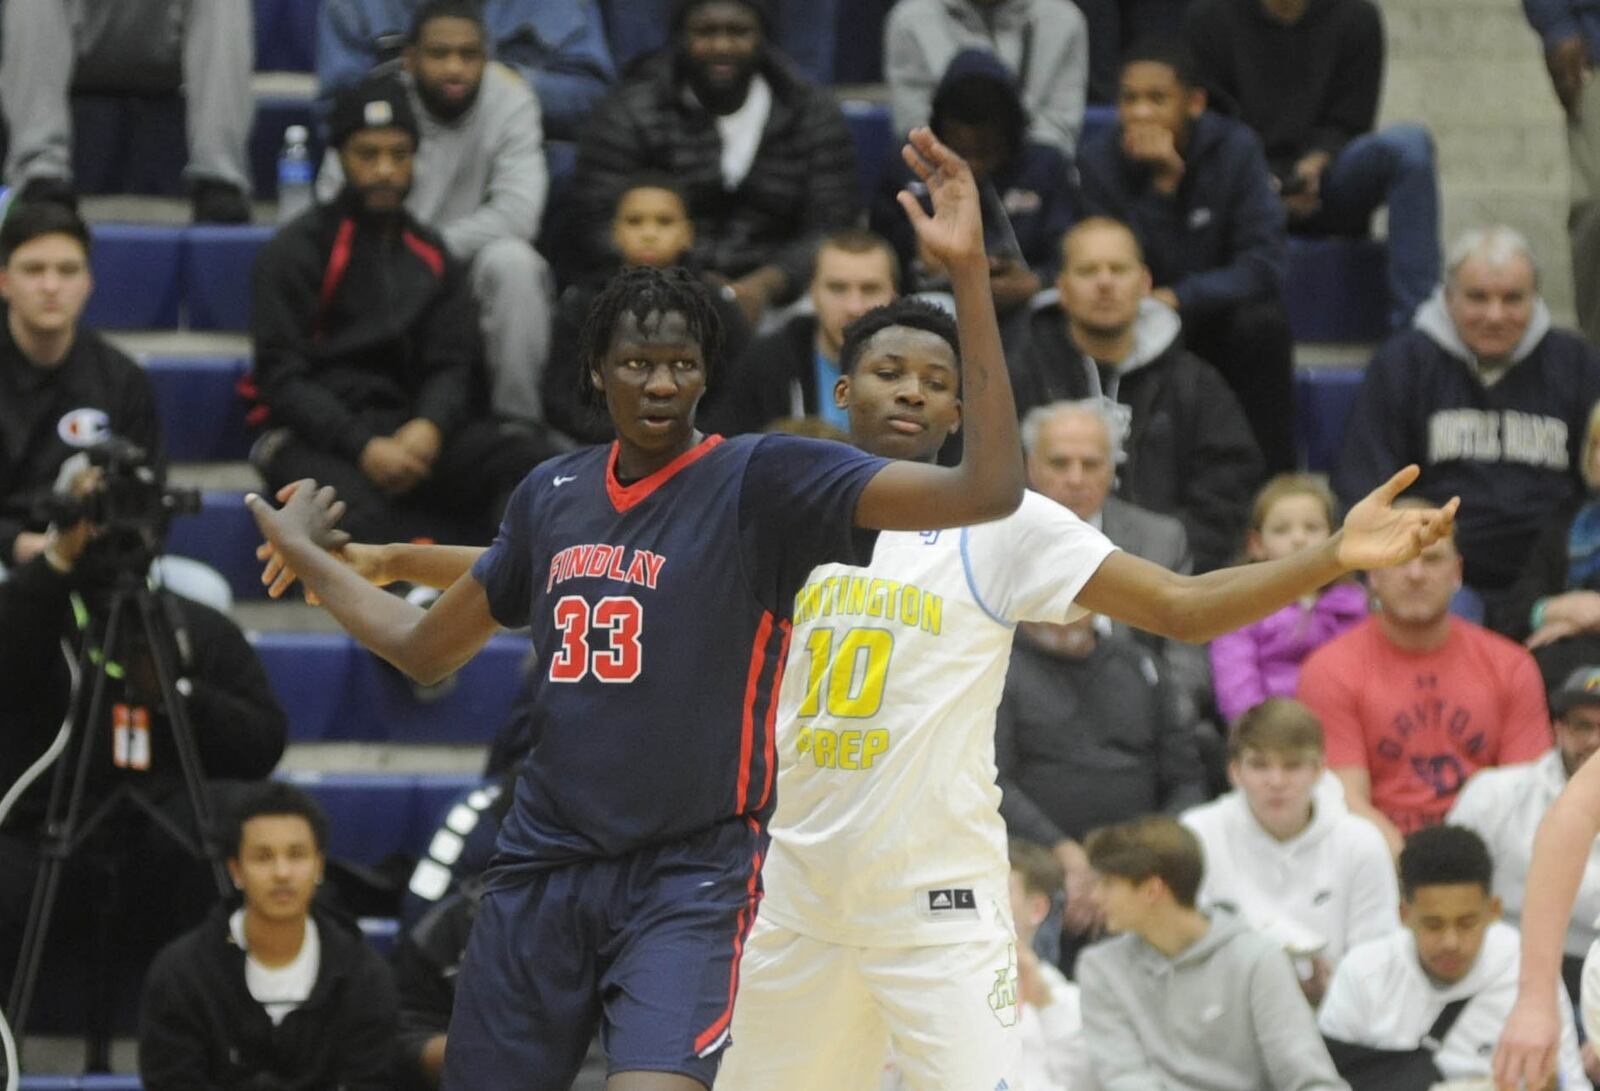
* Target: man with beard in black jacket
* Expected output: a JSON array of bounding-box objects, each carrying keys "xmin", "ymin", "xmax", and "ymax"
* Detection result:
[
  {"xmin": 571, "ymin": 0, "xmax": 859, "ymax": 329},
  {"xmin": 1013, "ymin": 216, "xmax": 1263, "ymax": 572},
  {"xmin": 248, "ymin": 75, "xmax": 548, "ymax": 546},
  {"xmin": 139, "ymin": 782, "xmax": 398, "ymax": 1091}
]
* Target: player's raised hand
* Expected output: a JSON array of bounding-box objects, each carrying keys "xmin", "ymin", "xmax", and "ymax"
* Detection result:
[
  {"xmin": 897, "ymin": 127, "xmax": 985, "ymax": 274},
  {"xmin": 1494, "ymin": 994, "xmax": 1560, "ymax": 1091},
  {"xmin": 251, "ymin": 482, "xmax": 391, "ymax": 602},
  {"xmin": 1334, "ymin": 465, "xmax": 1460, "ymax": 571}
]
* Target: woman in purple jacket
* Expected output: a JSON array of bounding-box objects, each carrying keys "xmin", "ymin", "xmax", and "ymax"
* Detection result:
[{"xmin": 1210, "ymin": 475, "xmax": 1367, "ymax": 723}]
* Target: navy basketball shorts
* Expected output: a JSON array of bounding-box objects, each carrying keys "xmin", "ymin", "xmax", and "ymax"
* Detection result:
[{"xmin": 441, "ymin": 818, "xmax": 766, "ymax": 1091}]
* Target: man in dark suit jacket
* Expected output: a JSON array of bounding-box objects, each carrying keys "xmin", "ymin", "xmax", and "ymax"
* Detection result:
[{"xmin": 1022, "ymin": 396, "xmax": 1213, "ymax": 721}]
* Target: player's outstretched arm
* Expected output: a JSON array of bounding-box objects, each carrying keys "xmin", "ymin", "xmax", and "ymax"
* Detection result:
[
  {"xmin": 1077, "ymin": 465, "xmax": 1459, "ymax": 643},
  {"xmin": 246, "ymin": 481, "xmax": 498, "ymax": 685},
  {"xmin": 853, "ymin": 128, "xmax": 1025, "ymax": 532},
  {"xmin": 1493, "ymin": 753, "xmax": 1600, "ymax": 1090}
]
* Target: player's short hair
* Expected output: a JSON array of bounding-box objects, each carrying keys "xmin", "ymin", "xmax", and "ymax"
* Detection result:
[
  {"xmin": 223, "ymin": 781, "xmax": 330, "ymax": 859},
  {"xmin": 1009, "ymin": 839, "xmax": 1064, "ymax": 899},
  {"xmin": 1085, "ymin": 815, "xmax": 1204, "ymax": 908},
  {"xmin": 1121, "ymin": 35, "xmax": 1202, "ymax": 90},
  {"xmin": 1228, "ymin": 698, "xmax": 1325, "ymax": 760},
  {"xmin": 614, "ymin": 170, "xmax": 690, "ymax": 214},
  {"xmin": 838, "ymin": 297, "xmax": 961, "ymax": 380},
  {"xmin": 1399, "ymin": 825, "xmax": 1493, "ymax": 901},
  {"xmin": 0, "ymin": 200, "xmax": 91, "ymax": 264},
  {"xmin": 815, "ymin": 227, "xmax": 902, "ymax": 293},
  {"xmin": 577, "ymin": 265, "xmax": 725, "ymax": 407},
  {"xmin": 408, "ymin": 0, "xmax": 486, "ymax": 42}
]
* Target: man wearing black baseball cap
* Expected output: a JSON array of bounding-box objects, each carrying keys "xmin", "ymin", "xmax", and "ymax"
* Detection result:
[
  {"xmin": 1449, "ymin": 665, "xmax": 1600, "ymax": 1011},
  {"xmin": 247, "ymin": 75, "xmax": 549, "ymax": 548}
]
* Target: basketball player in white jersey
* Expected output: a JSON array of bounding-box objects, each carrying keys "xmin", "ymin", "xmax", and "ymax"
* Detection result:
[
  {"xmin": 255, "ymin": 300, "xmax": 1456, "ymax": 1090},
  {"xmin": 713, "ymin": 293, "xmax": 1455, "ymax": 1090}
]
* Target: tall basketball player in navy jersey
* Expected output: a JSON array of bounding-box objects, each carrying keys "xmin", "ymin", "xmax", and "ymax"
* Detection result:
[{"xmin": 245, "ymin": 129, "xmax": 1028, "ymax": 1091}]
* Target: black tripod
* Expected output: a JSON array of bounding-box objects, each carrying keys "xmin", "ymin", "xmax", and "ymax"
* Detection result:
[{"xmin": 6, "ymin": 572, "xmax": 231, "ymax": 1070}]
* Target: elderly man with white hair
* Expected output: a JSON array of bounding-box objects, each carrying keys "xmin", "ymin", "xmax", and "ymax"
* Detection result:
[
  {"xmin": 1335, "ymin": 225, "xmax": 1600, "ymax": 605},
  {"xmin": 1024, "ymin": 397, "xmax": 1213, "ymax": 723}
]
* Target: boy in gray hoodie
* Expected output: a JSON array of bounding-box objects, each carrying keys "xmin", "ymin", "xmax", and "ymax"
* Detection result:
[{"xmin": 1077, "ymin": 815, "xmax": 1348, "ymax": 1090}]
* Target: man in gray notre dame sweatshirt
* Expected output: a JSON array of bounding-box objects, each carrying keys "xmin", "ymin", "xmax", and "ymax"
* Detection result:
[{"xmin": 1077, "ymin": 815, "xmax": 1350, "ymax": 1091}]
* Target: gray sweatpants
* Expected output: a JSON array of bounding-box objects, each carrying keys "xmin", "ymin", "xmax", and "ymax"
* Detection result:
[
  {"xmin": 0, "ymin": 0, "xmax": 253, "ymax": 189},
  {"xmin": 471, "ymin": 237, "xmax": 555, "ymax": 426}
]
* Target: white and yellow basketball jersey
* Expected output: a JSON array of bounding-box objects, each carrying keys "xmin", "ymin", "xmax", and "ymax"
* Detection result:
[{"xmin": 757, "ymin": 490, "xmax": 1117, "ymax": 947}]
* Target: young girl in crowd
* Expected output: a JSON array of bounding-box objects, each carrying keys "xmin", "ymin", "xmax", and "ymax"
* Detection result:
[{"xmin": 1209, "ymin": 475, "xmax": 1368, "ymax": 723}]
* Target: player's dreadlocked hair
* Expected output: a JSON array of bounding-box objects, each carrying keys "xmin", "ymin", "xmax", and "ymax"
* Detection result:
[
  {"xmin": 837, "ymin": 297, "xmax": 962, "ymax": 381},
  {"xmin": 576, "ymin": 265, "xmax": 726, "ymax": 408}
]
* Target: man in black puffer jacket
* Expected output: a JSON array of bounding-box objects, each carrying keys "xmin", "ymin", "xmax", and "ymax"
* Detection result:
[
  {"xmin": 249, "ymin": 75, "xmax": 549, "ymax": 545},
  {"xmin": 571, "ymin": 0, "xmax": 859, "ymax": 328}
]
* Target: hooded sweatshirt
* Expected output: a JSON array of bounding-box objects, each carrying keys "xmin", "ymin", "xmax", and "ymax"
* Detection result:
[
  {"xmin": 1181, "ymin": 787, "xmax": 1400, "ymax": 967},
  {"xmin": 1014, "ymin": 298, "xmax": 1263, "ymax": 571},
  {"xmin": 1077, "ymin": 910, "xmax": 1348, "ymax": 1090},
  {"xmin": 871, "ymin": 49, "xmax": 1078, "ymax": 286},
  {"xmin": 317, "ymin": 65, "xmax": 548, "ymax": 262},
  {"xmin": 1186, "ymin": 0, "xmax": 1383, "ymax": 179},
  {"xmin": 1334, "ymin": 290, "xmax": 1600, "ymax": 590},
  {"xmin": 1208, "ymin": 581, "xmax": 1368, "ymax": 723},
  {"xmin": 1319, "ymin": 922, "xmax": 1589, "ymax": 1089},
  {"xmin": 884, "ymin": 0, "xmax": 1088, "ymax": 154}
]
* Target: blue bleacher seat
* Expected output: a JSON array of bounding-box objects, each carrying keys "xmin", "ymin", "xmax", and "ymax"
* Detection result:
[
  {"xmin": 1081, "ymin": 105, "xmax": 1115, "ymax": 149},
  {"xmin": 255, "ymin": 0, "xmax": 322, "ymax": 73},
  {"xmin": 85, "ymin": 225, "xmax": 183, "ymax": 330},
  {"xmin": 19, "ymin": 1079, "xmax": 84, "ymax": 1091},
  {"xmin": 360, "ymin": 915, "xmax": 400, "ymax": 954},
  {"xmin": 145, "ymin": 356, "xmax": 252, "ymax": 460},
  {"xmin": 165, "ymin": 491, "xmax": 268, "ymax": 599},
  {"xmin": 281, "ymin": 772, "xmax": 486, "ymax": 864},
  {"xmin": 184, "ymin": 225, "xmax": 273, "ymax": 331},
  {"xmin": 254, "ymin": 631, "xmax": 531, "ymax": 744},
  {"xmin": 842, "ymin": 100, "xmax": 892, "ymax": 207},
  {"xmin": 1294, "ymin": 367, "xmax": 1365, "ymax": 475},
  {"xmin": 1284, "ymin": 237, "xmax": 1390, "ymax": 344},
  {"xmin": 78, "ymin": 1079, "xmax": 143, "ymax": 1091}
]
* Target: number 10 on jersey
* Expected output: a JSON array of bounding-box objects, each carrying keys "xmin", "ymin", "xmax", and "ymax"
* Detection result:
[
  {"xmin": 797, "ymin": 626, "xmax": 895, "ymax": 718},
  {"xmin": 549, "ymin": 594, "xmax": 643, "ymax": 683}
]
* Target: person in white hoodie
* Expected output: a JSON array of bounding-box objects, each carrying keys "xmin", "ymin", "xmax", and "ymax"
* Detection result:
[
  {"xmin": 318, "ymin": 0, "xmax": 555, "ymax": 429},
  {"xmin": 1319, "ymin": 824, "xmax": 1589, "ymax": 1091},
  {"xmin": 1182, "ymin": 698, "xmax": 1399, "ymax": 1005},
  {"xmin": 1077, "ymin": 814, "xmax": 1347, "ymax": 1091},
  {"xmin": 1449, "ymin": 666, "xmax": 1600, "ymax": 1021},
  {"xmin": 884, "ymin": 0, "xmax": 1090, "ymax": 156}
]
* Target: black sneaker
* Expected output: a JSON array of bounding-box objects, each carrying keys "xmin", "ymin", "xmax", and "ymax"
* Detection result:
[
  {"xmin": 17, "ymin": 176, "xmax": 77, "ymax": 210},
  {"xmin": 191, "ymin": 180, "xmax": 250, "ymax": 224}
]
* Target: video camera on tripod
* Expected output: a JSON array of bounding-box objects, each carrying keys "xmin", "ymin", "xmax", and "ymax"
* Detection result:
[{"xmin": 33, "ymin": 438, "xmax": 202, "ymax": 578}]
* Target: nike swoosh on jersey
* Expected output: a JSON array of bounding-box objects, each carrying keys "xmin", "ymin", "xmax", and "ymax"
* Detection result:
[{"xmin": 553, "ymin": 475, "xmax": 578, "ymax": 487}]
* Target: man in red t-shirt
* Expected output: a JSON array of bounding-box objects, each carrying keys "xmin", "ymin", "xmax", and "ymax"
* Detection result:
[{"xmin": 1297, "ymin": 526, "xmax": 1550, "ymax": 856}]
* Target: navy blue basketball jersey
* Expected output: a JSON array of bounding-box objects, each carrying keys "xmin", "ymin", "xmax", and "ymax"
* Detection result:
[{"xmin": 471, "ymin": 433, "xmax": 886, "ymax": 867}]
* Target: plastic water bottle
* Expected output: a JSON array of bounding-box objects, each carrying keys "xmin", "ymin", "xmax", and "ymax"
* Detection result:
[{"xmin": 276, "ymin": 125, "xmax": 313, "ymax": 224}]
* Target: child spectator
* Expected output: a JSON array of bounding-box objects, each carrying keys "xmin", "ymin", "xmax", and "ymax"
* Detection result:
[
  {"xmin": 1182, "ymin": 698, "xmax": 1400, "ymax": 1005},
  {"xmin": 1318, "ymin": 825, "xmax": 1589, "ymax": 1090},
  {"xmin": 1210, "ymin": 475, "xmax": 1368, "ymax": 724},
  {"xmin": 1010, "ymin": 839, "xmax": 1085, "ymax": 1091},
  {"xmin": 542, "ymin": 173, "xmax": 748, "ymax": 444},
  {"xmin": 1076, "ymin": 815, "xmax": 1345, "ymax": 1090}
]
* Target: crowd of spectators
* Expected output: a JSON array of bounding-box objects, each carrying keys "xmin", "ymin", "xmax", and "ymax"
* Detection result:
[{"xmin": 10, "ymin": 0, "xmax": 1600, "ymax": 1088}]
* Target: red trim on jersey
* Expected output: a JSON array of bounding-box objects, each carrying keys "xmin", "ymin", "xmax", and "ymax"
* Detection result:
[
  {"xmin": 734, "ymin": 611, "xmax": 775, "ymax": 814},
  {"xmin": 693, "ymin": 818, "xmax": 764, "ymax": 1056},
  {"xmin": 753, "ymin": 620, "xmax": 792, "ymax": 812},
  {"xmin": 402, "ymin": 230, "xmax": 444, "ymax": 277},
  {"xmin": 604, "ymin": 434, "xmax": 724, "ymax": 514},
  {"xmin": 314, "ymin": 218, "xmax": 356, "ymax": 341}
]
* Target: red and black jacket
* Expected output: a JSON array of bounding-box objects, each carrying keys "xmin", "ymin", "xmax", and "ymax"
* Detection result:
[{"xmin": 245, "ymin": 189, "xmax": 481, "ymax": 462}]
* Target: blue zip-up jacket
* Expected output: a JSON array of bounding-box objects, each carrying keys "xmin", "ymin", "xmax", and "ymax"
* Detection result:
[
  {"xmin": 1078, "ymin": 110, "xmax": 1286, "ymax": 318},
  {"xmin": 1524, "ymin": 0, "xmax": 1600, "ymax": 61},
  {"xmin": 316, "ymin": 0, "xmax": 615, "ymax": 141}
]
